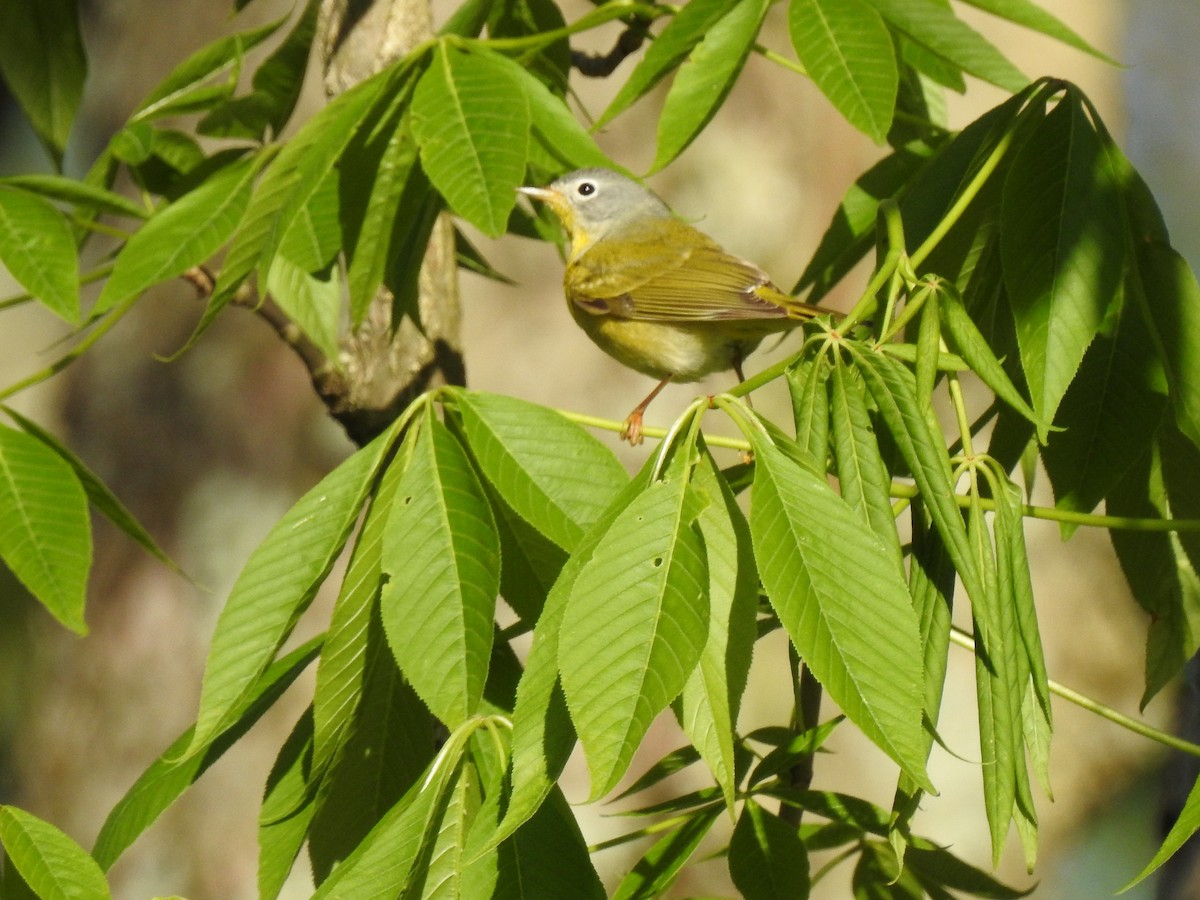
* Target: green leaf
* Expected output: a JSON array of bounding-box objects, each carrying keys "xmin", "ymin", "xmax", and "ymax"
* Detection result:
[
  {"xmin": 909, "ymin": 505, "xmax": 955, "ymax": 734},
  {"xmin": 381, "ymin": 411, "xmax": 500, "ymax": 726},
  {"xmin": 0, "ymin": 187, "xmax": 79, "ymax": 322},
  {"xmin": 496, "ymin": 462, "xmax": 656, "ymax": 845},
  {"xmin": 489, "ymin": 484, "xmax": 567, "ymax": 623},
  {"xmin": 788, "ymin": 0, "xmax": 897, "ymax": 144},
  {"xmin": 938, "ymin": 284, "xmax": 1045, "ymax": 434},
  {"xmin": 559, "ymin": 443, "xmax": 709, "ymax": 798},
  {"xmin": 1135, "ymin": 242, "xmax": 1200, "ymax": 450},
  {"xmin": 899, "ymin": 84, "xmax": 1038, "ymax": 262},
  {"xmin": 597, "ymin": 0, "xmax": 737, "ymax": 128},
  {"xmin": 728, "ymin": 800, "xmax": 810, "ymax": 899},
  {"xmin": 677, "ymin": 448, "xmax": 757, "ymax": 809},
  {"xmin": 426, "ymin": 761, "xmax": 494, "ymax": 898},
  {"xmin": 787, "ymin": 355, "xmax": 831, "ymax": 469},
  {"xmin": 1163, "ymin": 425, "xmax": 1200, "ymax": 574},
  {"xmin": 93, "ymin": 154, "xmax": 260, "ymax": 316},
  {"xmin": 0, "ymin": 0, "xmax": 85, "ymax": 167},
  {"xmin": 853, "ymin": 840, "xmax": 925, "ymax": 898},
  {"xmin": 0, "ymin": 807, "xmax": 110, "ymax": 900},
  {"xmin": 612, "ymin": 807, "xmax": 722, "ymax": 900},
  {"xmin": 199, "ymin": 0, "xmax": 319, "ymax": 140},
  {"xmin": 498, "ymin": 789, "xmax": 605, "ymax": 899},
  {"xmin": 914, "ymin": 284, "xmax": 941, "ymax": 406},
  {"xmin": 0, "ymin": 175, "xmax": 147, "ymax": 220},
  {"xmin": 0, "ymin": 425, "xmax": 90, "ymax": 633},
  {"xmin": 828, "ymin": 361, "xmax": 904, "ymax": 564},
  {"xmin": 258, "ymin": 710, "xmax": 316, "ymax": 900},
  {"xmin": 266, "ymin": 169, "xmax": 342, "ymax": 361},
  {"xmin": 91, "ymin": 637, "xmax": 320, "ymax": 871},
  {"xmin": 130, "ymin": 17, "xmax": 284, "ymax": 123},
  {"xmin": 341, "ymin": 100, "xmax": 425, "ymax": 326},
  {"xmin": 1001, "ymin": 94, "xmax": 1126, "ymax": 426},
  {"xmin": 455, "ymin": 390, "xmax": 628, "ymax": 552},
  {"xmin": 1042, "ymin": 297, "xmax": 1167, "ymax": 524},
  {"xmin": 959, "ymin": 0, "xmax": 1114, "ymax": 63},
  {"xmin": 851, "ymin": 347, "xmax": 985, "ymax": 608},
  {"xmin": 996, "ymin": 487, "xmax": 1049, "ymax": 800},
  {"xmin": 1108, "ymin": 446, "xmax": 1200, "ymax": 707},
  {"xmin": 411, "ymin": 44, "xmax": 530, "ymax": 237},
  {"xmin": 309, "ymin": 722, "xmax": 477, "ymax": 899},
  {"xmin": 748, "ymin": 434, "xmax": 929, "ymax": 787},
  {"xmin": 487, "ymin": 0, "xmax": 571, "ymax": 95},
  {"xmin": 186, "ymin": 420, "xmax": 401, "ymax": 757},
  {"xmin": 496, "ymin": 55, "xmax": 614, "ymax": 171},
  {"xmin": 309, "ymin": 611, "xmax": 433, "ymax": 883},
  {"xmin": 310, "ymin": 440, "xmax": 409, "ymax": 774},
  {"xmin": 182, "ymin": 65, "xmax": 401, "ymax": 352},
  {"xmin": 651, "ymin": 0, "xmax": 771, "ymax": 172},
  {"xmin": 863, "ymin": 0, "xmax": 1027, "ymax": 93},
  {"xmin": 1122, "ymin": 770, "xmax": 1200, "ymax": 892},
  {"xmin": 968, "ymin": 499, "xmax": 1028, "ymax": 867},
  {"xmin": 905, "ymin": 842, "xmax": 1030, "ymax": 898},
  {"xmin": 3, "ymin": 407, "xmax": 179, "ymax": 573}
]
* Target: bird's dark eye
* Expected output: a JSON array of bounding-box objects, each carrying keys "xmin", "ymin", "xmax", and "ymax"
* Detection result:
[{"xmin": 577, "ymin": 181, "xmax": 595, "ymax": 197}]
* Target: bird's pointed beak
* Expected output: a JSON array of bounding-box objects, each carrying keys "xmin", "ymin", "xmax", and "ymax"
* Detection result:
[
  {"xmin": 516, "ymin": 185, "xmax": 557, "ymax": 203},
  {"xmin": 517, "ymin": 185, "xmax": 572, "ymax": 231}
]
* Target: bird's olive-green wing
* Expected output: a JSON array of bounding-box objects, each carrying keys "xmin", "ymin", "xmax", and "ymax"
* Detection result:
[{"xmin": 567, "ymin": 218, "xmax": 824, "ymax": 323}]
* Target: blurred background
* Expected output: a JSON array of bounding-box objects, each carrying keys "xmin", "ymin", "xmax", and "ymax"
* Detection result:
[{"xmin": 0, "ymin": 0, "xmax": 1194, "ymax": 896}]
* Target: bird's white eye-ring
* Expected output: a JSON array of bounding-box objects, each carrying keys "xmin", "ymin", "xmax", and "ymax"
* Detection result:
[{"xmin": 577, "ymin": 181, "xmax": 596, "ymax": 197}]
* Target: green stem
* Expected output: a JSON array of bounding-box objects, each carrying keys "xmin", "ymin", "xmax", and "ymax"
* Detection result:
[
  {"xmin": 838, "ymin": 238, "xmax": 902, "ymax": 334},
  {"xmin": 888, "ymin": 480, "xmax": 1200, "ymax": 532},
  {"xmin": 949, "ymin": 627, "xmax": 1200, "ymax": 759},
  {"xmin": 946, "ymin": 370, "xmax": 976, "ymax": 460},
  {"xmin": 754, "ymin": 42, "xmax": 807, "ymax": 77},
  {"xmin": 554, "ymin": 408, "xmax": 749, "ymax": 451},
  {"xmin": 554, "ymin": 409, "xmax": 1200, "ymax": 532},
  {"xmin": 904, "ymin": 76, "xmax": 1060, "ymax": 273}
]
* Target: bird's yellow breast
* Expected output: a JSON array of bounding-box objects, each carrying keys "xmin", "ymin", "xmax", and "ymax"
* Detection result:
[{"xmin": 567, "ymin": 303, "xmax": 766, "ymax": 382}]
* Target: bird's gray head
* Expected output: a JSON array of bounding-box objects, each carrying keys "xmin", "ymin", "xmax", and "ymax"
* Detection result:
[{"xmin": 538, "ymin": 168, "xmax": 672, "ymax": 243}]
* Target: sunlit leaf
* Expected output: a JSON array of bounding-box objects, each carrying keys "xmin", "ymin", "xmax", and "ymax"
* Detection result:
[
  {"xmin": 611, "ymin": 807, "xmax": 721, "ymax": 899},
  {"xmin": 130, "ymin": 17, "xmax": 284, "ymax": 123},
  {"xmin": 411, "ymin": 44, "xmax": 530, "ymax": 236},
  {"xmin": 455, "ymin": 390, "xmax": 627, "ymax": 552},
  {"xmin": 497, "ymin": 462, "xmax": 656, "ymax": 844},
  {"xmin": 1001, "ymin": 94, "xmax": 1126, "ymax": 426},
  {"xmin": 93, "ymin": 154, "xmax": 260, "ymax": 316},
  {"xmin": 864, "ymin": 0, "xmax": 1026, "ymax": 92},
  {"xmin": 186, "ymin": 420, "xmax": 401, "ymax": 757},
  {"xmin": 651, "ymin": 0, "xmax": 771, "ymax": 172},
  {"xmin": 748, "ymin": 434, "xmax": 929, "ymax": 787},
  {"xmin": 0, "ymin": 187, "xmax": 79, "ymax": 322},
  {"xmin": 677, "ymin": 448, "xmax": 757, "ymax": 809},
  {"xmin": 0, "ymin": 807, "xmax": 110, "ymax": 900},
  {"xmin": 597, "ymin": 0, "xmax": 737, "ymax": 128},
  {"xmin": 559, "ymin": 443, "xmax": 709, "ymax": 798},
  {"xmin": 788, "ymin": 0, "xmax": 897, "ymax": 143},
  {"xmin": 380, "ymin": 411, "xmax": 499, "ymax": 727},
  {"xmin": 0, "ymin": 425, "xmax": 90, "ymax": 633}
]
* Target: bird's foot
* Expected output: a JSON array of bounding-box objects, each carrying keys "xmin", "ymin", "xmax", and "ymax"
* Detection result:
[{"xmin": 620, "ymin": 412, "xmax": 645, "ymax": 446}]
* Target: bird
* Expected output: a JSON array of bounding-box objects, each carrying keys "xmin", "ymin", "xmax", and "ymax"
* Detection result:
[{"xmin": 518, "ymin": 167, "xmax": 828, "ymax": 445}]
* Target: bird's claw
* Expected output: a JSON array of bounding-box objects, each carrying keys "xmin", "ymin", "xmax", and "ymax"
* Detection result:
[{"xmin": 621, "ymin": 413, "xmax": 645, "ymax": 446}]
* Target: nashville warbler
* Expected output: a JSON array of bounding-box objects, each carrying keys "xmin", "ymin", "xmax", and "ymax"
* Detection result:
[{"xmin": 518, "ymin": 168, "xmax": 827, "ymax": 445}]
